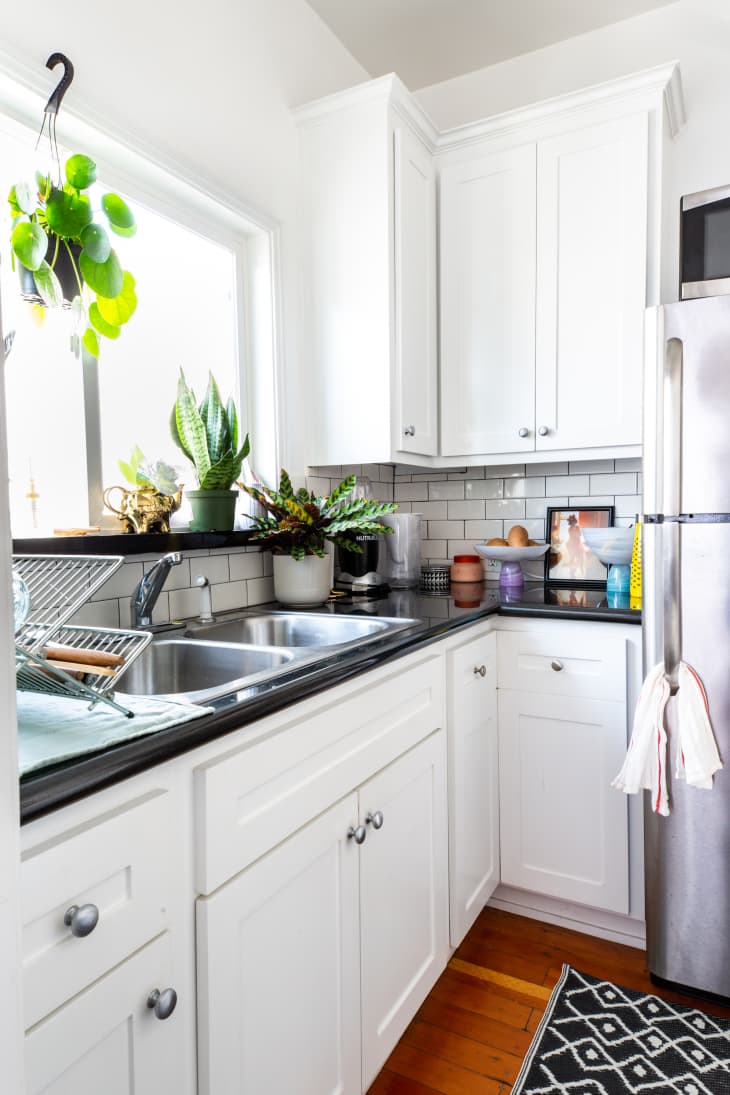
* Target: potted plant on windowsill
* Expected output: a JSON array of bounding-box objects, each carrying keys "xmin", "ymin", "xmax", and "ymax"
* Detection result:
[
  {"xmin": 171, "ymin": 370, "xmax": 250, "ymax": 532},
  {"xmin": 103, "ymin": 446, "xmax": 183, "ymax": 534},
  {"xmin": 242, "ymin": 471, "xmax": 397, "ymax": 606},
  {"xmin": 7, "ymin": 152, "xmax": 138, "ymax": 359}
]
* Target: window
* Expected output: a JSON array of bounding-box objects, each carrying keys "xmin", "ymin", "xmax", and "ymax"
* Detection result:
[{"xmin": 0, "ymin": 97, "xmax": 279, "ymax": 536}]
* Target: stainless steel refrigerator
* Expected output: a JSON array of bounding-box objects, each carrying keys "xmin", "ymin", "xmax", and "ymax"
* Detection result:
[{"xmin": 643, "ymin": 293, "xmax": 730, "ymax": 1000}]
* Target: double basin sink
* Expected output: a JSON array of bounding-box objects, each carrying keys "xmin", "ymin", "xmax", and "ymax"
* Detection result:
[{"xmin": 118, "ymin": 611, "xmax": 420, "ymax": 705}]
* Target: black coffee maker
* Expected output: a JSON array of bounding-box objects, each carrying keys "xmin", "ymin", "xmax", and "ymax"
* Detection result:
[{"xmin": 334, "ymin": 531, "xmax": 386, "ymax": 593}]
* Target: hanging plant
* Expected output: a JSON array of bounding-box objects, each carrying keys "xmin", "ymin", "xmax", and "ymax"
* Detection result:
[{"xmin": 7, "ymin": 151, "xmax": 138, "ymax": 360}]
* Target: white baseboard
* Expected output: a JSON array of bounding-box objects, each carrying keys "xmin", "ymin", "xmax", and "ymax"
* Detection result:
[{"xmin": 489, "ymin": 884, "xmax": 646, "ymax": 949}]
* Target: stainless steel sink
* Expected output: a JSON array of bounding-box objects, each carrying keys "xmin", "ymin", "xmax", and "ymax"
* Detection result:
[
  {"xmin": 118, "ymin": 639, "xmax": 296, "ymax": 704},
  {"xmin": 185, "ymin": 612, "xmax": 406, "ymax": 648}
]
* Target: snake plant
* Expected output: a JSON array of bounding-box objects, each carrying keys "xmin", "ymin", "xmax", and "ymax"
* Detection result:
[
  {"xmin": 170, "ymin": 370, "xmax": 250, "ymax": 490},
  {"xmin": 242, "ymin": 471, "xmax": 397, "ymax": 560}
]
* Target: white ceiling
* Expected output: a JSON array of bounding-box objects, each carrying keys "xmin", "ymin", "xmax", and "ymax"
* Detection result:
[{"xmin": 306, "ymin": 0, "xmax": 678, "ymax": 90}]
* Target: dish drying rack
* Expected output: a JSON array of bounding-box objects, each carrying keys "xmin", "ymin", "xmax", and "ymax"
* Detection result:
[{"xmin": 13, "ymin": 554, "xmax": 152, "ymax": 717}]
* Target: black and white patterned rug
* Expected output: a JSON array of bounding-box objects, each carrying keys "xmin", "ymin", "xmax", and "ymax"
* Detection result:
[{"xmin": 513, "ymin": 965, "xmax": 730, "ymax": 1094}]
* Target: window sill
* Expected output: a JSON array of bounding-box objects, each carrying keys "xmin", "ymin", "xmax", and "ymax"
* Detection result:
[{"xmin": 13, "ymin": 529, "xmax": 257, "ymax": 557}]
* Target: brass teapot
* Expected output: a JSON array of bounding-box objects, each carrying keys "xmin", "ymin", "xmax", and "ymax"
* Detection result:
[{"xmin": 103, "ymin": 484, "xmax": 183, "ymax": 534}]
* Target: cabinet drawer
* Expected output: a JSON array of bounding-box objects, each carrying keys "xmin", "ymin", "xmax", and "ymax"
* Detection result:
[
  {"xmin": 21, "ymin": 789, "xmax": 176, "ymax": 1029},
  {"xmin": 497, "ymin": 630, "xmax": 626, "ymax": 700},
  {"xmin": 194, "ymin": 653, "xmax": 445, "ymax": 894}
]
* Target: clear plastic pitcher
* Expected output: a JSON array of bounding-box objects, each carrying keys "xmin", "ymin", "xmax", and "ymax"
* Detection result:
[{"xmin": 380, "ymin": 513, "xmax": 422, "ymax": 588}]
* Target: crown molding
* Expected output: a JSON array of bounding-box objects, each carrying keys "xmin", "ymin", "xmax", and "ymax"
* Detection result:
[{"xmin": 434, "ymin": 61, "xmax": 685, "ymax": 153}]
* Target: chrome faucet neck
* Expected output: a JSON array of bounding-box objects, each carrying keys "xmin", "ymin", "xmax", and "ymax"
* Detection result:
[{"xmin": 130, "ymin": 551, "xmax": 182, "ymax": 629}]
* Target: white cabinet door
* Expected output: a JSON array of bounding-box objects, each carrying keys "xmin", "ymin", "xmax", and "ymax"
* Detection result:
[
  {"xmin": 448, "ymin": 631, "xmax": 499, "ymax": 947},
  {"xmin": 394, "ymin": 125, "xmax": 438, "ymax": 457},
  {"xmin": 535, "ymin": 113, "xmax": 648, "ymax": 451},
  {"xmin": 359, "ymin": 732, "xmax": 449, "ymax": 1090},
  {"xmin": 25, "ymin": 932, "xmax": 188, "ymax": 1095},
  {"xmin": 498, "ymin": 690, "xmax": 629, "ymax": 913},
  {"xmin": 440, "ymin": 144, "xmax": 537, "ymax": 456},
  {"xmin": 197, "ymin": 794, "xmax": 361, "ymax": 1095}
]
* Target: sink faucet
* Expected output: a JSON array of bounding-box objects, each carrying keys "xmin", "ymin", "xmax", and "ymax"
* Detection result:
[{"xmin": 131, "ymin": 551, "xmax": 182, "ymax": 628}]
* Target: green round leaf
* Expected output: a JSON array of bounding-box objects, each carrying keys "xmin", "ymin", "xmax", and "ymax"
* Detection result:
[
  {"xmin": 80, "ymin": 222, "xmax": 111, "ymax": 263},
  {"xmin": 108, "ymin": 220, "xmax": 137, "ymax": 238},
  {"xmin": 11, "ymin": 221, "xmax": 48, "ymax": 271},
  {"xmin": 33, "ymin": 260, "xmax": 64, "ymax": 307},
  {"xmin": 65, "ymin": 154, "xmax": 97, "ymax": 190},
  {"xmin": 89, "ymin": 301, "xmax": 121, "ymax": 340},
  {"xmin": 96, "ymin": 271, "xmax": 138, "ymax": 326},
  {"xmin": 11, "ymin": 181, "xmax": 35, "ymax": 215},
  {"xmin": 79, "ymin": 249, "xmax": 123, "ymax": 298},
  {"xmin": 82, "ymin": 327, "xmax": 100, "ymax": 359},
  {"xmin": 101, "ymin": 193, "xmax": 135, "ymax": 230},
  {"xmin": 46, "ymin": 188, "xmax": 93, "ymax": 239}
]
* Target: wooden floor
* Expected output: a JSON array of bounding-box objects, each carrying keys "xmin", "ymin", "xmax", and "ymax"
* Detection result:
[{"xmin": 368, "ymin": 907, "xmax": 730, "ymax": 1094}]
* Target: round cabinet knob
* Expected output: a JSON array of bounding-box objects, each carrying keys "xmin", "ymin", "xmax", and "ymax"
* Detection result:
[
  {"xmin": 518, "ymin": 427, "xmax": 529, "ymax": 438},
  {"xmin": 404, "ymin": 425, "xmax": 416, "ymax": 437},
  {"xmin": 63, "ymin": 903, "xmax": 99, "ymax": 938},
  {"xmin": 146, "ymin": 987, "xmax": 178, "ymax": 1021},
  {"xmin": 551, "ymin": 659, "xmax": 564, "ymax": 672},
  {"xmin": 537, "ymin": 425, "xmax": 549, "ymax": 437},
  {"xmin": 473, "ymin": 664, "xmax": 487, "ymax": 678},
  {"xmin": 366, "ymin": 810, "xmax": 384, "ymax": 830},
  {"xmin": 347, "ymin": 824, "xmax": 367, "ymax": 845}
]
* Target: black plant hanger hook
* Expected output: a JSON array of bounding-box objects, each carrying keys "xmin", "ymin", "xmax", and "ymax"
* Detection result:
[{"xmin": 36, "ymin": 52, "xmax": 75, "ymax": 179}]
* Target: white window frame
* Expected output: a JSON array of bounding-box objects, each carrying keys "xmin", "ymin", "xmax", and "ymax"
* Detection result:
[{"xmin": 0, "ymin": 59, "xmax": 284, "ymax": 528}]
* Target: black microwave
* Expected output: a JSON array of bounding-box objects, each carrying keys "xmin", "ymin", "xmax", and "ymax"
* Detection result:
[{"xmin": 680, "ymin": 184, "xmax": 730, "ymax": 299}]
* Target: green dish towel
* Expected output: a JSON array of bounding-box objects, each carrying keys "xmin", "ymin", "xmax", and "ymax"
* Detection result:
[{"xmin": 17, "ymin": 691, "xmax": 213, "ymax": 777}]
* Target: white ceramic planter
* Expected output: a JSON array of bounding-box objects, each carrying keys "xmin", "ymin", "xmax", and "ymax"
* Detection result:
[{"xmin": 272, "ymin": 553, "xmax": 331, "ymax": 607}]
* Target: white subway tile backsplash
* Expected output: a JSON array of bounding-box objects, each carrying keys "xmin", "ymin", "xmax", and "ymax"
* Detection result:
[
  {"xmin": 194, "ymin": 553, "xmax": 230, "ymax": 585},
  {"xmin": 307, "ymin": 476, "xmax": 331, "ymax": 497},
  {"xmin": 614, "ymin": 457, "xmax": 642, "ymax": 473},
  {"xmin": 526, "ymin": 496, "xmax": 568, "ymax": 519},
  {"xmin": 569, "ymin": 459, "xmax": 615, "ymax": 474},
  {"xmin": 91, "ymin": 561, "xmax": 143, "ymax": 601},
  {"xmin": 229, "ymin": 552, "xmax": 264, "ymax": 581},
  {"xmin": 548, "ymin": 475, "xmax": 588, "ymax": 495},
  {"xmin": 528, "ymin": 461, "xmax": 569, "ymax": 476},
  {"xmin": 150, "ymin": 592, "xmax": 170, "ymax": 625},
  {"xmin": 428, "ymin": 481, "xmax": 465, "ymax": 501},
  {"xmin": 395, "ymin": 483, "xmax": 427, "ymax": 502},
  {"xmin": 247, "ymin": 576, "xmax": 275, "ymax": 605},
  {"xmin": 589, "ymin": 473, "xmax": 637, "ymax": 495},
  {"xmin": 447, "ymin": 500, "xmax": 486, "ymax": 520},
  {"xmin": 464, "ymin": 520, "xmax": 504, "ymax": 540},
  {"xmin": 567, "ymin": 496, "xmax": 615, "ymax": 507},
  {"xmin": 614, "ymin": 496, "xmax": 643, "ymax": 518},
  {"xmin": 484, "ymin": 499, "xmax": 525, "ymax": 519},
  {"xmin": 483, "ymin": 464, "xmax": 525, "ymax": 479},
  {"xmin": 211, "ymin": 581, "xmax": 247, "ymax": 613},
  {"xmin": 447, "ymin": 539, "xmax": 486, "ymax": 557},
  {"xmin": 465, "ymin": 479, "xmax": 504, "ymax": 499},
  {"xmin": 504, "ymin": 477, "xmax": 546, "ymax": 499},
  {"xmin": 414, "ymin": 501, "xmax": 448, "ymax": 519},
  {"xmin": 169, "ymin": 586, "xmax": 203, "ymax": 621},
  {"xmin": 427, "ymin": 520, "xmax": 466, "ymax": 540},
  {"xmin": 72, "ymin": 598, "xmax": 120, "ymax": 628},
  {"xmin": 142, "ymin": 557, "xmax": 191, "ymax": 590}
]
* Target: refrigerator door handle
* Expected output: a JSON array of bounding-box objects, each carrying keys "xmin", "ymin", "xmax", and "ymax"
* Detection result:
[{"xmin": 662, "ymin": 337, "xmax": 683, "ymax": 694}]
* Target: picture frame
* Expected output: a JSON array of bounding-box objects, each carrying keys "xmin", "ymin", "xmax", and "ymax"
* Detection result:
[{"xmin": 545, "ymin": 505, "xmax": 615, "ymax": 586}]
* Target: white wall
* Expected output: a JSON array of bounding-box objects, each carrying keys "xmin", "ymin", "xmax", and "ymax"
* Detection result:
[
  {"xmin": 417, "ymin": 0, "xmax": 730, "ymax": 301},
  {"xmin": 0, "ymin": 0, "xmax": 369, "ymax": 476}
]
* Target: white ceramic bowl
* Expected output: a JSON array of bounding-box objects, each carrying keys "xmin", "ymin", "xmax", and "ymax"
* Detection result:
[
  {"xmin": 473, "ymin": 543, "xmax": 550, "ymax": 562},
  {"xmin": 580, "ymin": 527, "xmax": 634, "ymax": 566}
]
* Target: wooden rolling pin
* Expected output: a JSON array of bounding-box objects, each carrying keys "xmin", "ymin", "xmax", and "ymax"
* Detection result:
[
  {"xmin": 42, "ymin": 642, "xmax": 125, "ymax": 669},
  {"xmin": 45, "ymin": 658, "xmax": 117, "ymax": 678}
]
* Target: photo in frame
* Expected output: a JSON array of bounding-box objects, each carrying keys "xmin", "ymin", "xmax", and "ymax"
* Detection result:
[{"xmin": 545, "ymin": 505, "xmax": 615, "ymax": 585}]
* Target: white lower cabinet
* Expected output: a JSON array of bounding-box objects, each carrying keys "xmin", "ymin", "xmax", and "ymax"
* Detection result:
[
  {"xmin": 447, "ymin": 628, "xmax": 500, "ymax": 946},
  {"xmin": 196, "ymin": 731, "xmax": 448, "ymax": 1095},
  {"xmin": 25, "ymin": 931, "xmax": 186, "ymax": 1095},
  {"xmin": 498, "ymin": 688, "xmax": 629, "ymax": 914}
]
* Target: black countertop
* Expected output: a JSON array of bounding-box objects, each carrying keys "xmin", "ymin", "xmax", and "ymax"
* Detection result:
[{"xmin": 19, "ymin": 583, "xmax": 640, "ymax": 822}]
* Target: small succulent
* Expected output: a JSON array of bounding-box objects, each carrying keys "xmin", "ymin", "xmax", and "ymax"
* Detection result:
[
  {"xmin": 242, "ymin": 471, "xmax": 397, "ymax": 561},
  {"xmin": 171, "ymin": 370, "xmax": 250, "ymax": 490},
  {"xmin": 7, "ymin": 152, "xmax": 138, "ymax": 359},
  {"xmin": 118, "ymin": 445, "xmax": 179, "ymax": 496}
]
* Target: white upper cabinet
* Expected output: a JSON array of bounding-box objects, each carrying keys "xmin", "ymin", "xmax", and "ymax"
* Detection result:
[
  {"xmin": 440, "ymin": 145, "xmax": 537, "ymax": 455},
  {"xmin": 295, "ymin": 77, "xmax": 438, "ymax": 466},
  {"xmin": 534, "ymin": 113, "xmax": 648, "ymax": 452}
]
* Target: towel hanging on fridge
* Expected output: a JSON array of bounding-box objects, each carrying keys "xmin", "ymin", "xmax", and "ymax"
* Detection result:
[{"xmin": 612, "ymin": 661, "xmax": 722, "ymax": 816}]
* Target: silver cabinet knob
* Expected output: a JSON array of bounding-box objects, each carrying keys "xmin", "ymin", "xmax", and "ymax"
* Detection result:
[
  {"xmin": 347, "ymin": 824, "xmax": 367, "ymax": 845},
  {"xmin": 366, "ymin": 810, "xmax": 384, "ymax": 830},
  {"xmin": 404, "ymin": 425, "xmax": 416, "ymax": 437},
  {"xmin": 551, "ymin": 659, "xmax": 564, "ymax": 672},
  {"xmin": 518, "ymin": 427, "xmax": 529, "ymax": 438},
  {"xmin": 63, "ymin": 903, "xmax": 99, "ymax": 938},
  {"xmin": 538, "ymin": 425, "xmax": 549, "ymax": 436},
  {"xmin": 146, "ymin": 987, "xmax": 178, "ymax": 1020},
  {"xmin": 473, "ymin": 665, "xmax": 487, "ymax": 678}
]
